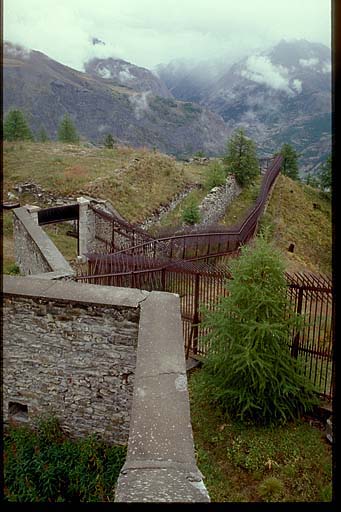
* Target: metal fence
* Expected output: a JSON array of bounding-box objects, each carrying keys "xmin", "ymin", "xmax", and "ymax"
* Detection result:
[
  {"xmin": 75, "ymin": 153, "xmax": 334, "ymax": 398},
  {"xmin": 76, "ymin": 255, "xmax": 334, "ymax": 399},
  {"xmin": 88, "ymin": 155, "xmax": 283, "ymax": 262}
]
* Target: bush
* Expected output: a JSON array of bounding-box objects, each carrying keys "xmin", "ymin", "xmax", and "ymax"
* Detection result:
[
  {"xmin": 204, "ymin": 161, "xmax": 226, "ymax": 191},
  {"xmin": 4, "ymin": 417, "xmax": 126, "ymax": 502},
  {"xmin": 182, "ymin": 199, "xmax": 201, "ymax": 225},
  {"xmin": 195, "ymin": 234, "xmax": 318, "ymax": 425}
]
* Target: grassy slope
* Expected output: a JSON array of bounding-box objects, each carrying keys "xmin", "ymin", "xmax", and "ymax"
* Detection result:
[
  {"xmin": 2, "ymin": 141, "xmax": 332, "ymax": 276},
  {"xmin": 263, "ymin": 174, "xmax": 332, "ymax": 276}
]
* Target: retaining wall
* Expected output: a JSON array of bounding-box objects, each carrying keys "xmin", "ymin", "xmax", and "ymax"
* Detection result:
[
  {"xmin": 13, "ymin": 206, "xmax": 74, "ymax": 279},
  {"xmin": 3, "ymin": 276, "xmax": 145, "ymax": 444}
]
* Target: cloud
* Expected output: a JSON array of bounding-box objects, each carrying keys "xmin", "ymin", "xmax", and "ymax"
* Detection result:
[
  {"xmin": 3, "ymin": 0, "xmax": 331, "ymax": 71},
  {"xmin": 240, "ymin": 55, "xmax": 293, "ymax": 94},
  {"xmin": 299, "ymin": 57, "xmax": 319, "ymax": 67},
  {"xmin": 291, "ymin": 79, "xmax": 302, "ymax": 93},
  {"xmin": 322, "ymin": 61, "xmax": 331, "ymax": 73},
  {"xmin": 4, "ymin": 41, "xmax": 31, "ymax": 59},
  {"xmin": 129, "ymin": 91, "xmax": 151, "ymax": 119}
]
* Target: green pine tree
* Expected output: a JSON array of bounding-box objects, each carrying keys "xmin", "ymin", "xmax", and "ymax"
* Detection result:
[
  {"xmin": 3, "ymin": 109, "xmax": 33, "ymax": 141},
  {"xmin": 279, "ymin": 144, "xmax": 300, "ymax": 180},
  {"xmin": 104, "ymin": 133, "xmax": 115, "ymax": 149},
  {"xmin": 195, "ymin": 234, "xmax": 318, "ymax": 426},
  {"xmin": 57, "ymin": 114, "xmax": 79, "ymax": 143},
  {"xmin": 37, "ymin": 126, "xmax": 49, "ymax": 142},
  {"xmin": 223, "ymin": 128, "xmax": 259, "ymax": 187},
  {"xmin": 182, "ymin": 198, "xmax": 201, "ymax": 225}
]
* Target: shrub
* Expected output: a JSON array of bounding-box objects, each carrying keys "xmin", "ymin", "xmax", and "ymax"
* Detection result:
[
  {"xmin": 182, "ymin": 199, "xmax": 201, "ymax": 225},
  {"xmin": 204, "ymin": 161, "xmax": 226, "ymax": 191},
  {"xmin": 195, "ymin": 234, "xmax": 318, "ymax": 425},
  {"xmin": 4, "ymin": 417, "xmax": 126, "ymax": 502},
  {"xmin": 258, "ymin": 477, "xmax": 285, "ymax": 501}
]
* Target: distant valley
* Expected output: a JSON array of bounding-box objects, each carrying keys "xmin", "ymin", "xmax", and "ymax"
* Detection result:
[{"xmin": 3, "ymin": 39, "xmax": 331, "ymax": 175}]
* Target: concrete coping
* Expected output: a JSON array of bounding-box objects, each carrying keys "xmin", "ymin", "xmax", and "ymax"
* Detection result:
[
  {"xmin": 115, "ymin": 291, "xmax": 210, "ymax": 502},
  {"xmin": 3, "ymin": 275, "xmax": 149, "ymax": 309},
  {"xmin": 13, "ymin": 207, "xmax": 74, "ymax": 278}
]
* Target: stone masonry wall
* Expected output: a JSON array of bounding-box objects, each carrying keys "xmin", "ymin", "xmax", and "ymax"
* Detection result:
[
  {"xmin": 198, "ymin": 175, "xmax": 242, "ymax": 225},
  {"xmin": 14, "ymin": 209, "xmax": 53, "ymax": 275},
  {"xmin": 13, "ymin": 207, "xmax": 74, "ymax": 278},
  {"xmin": 3, "ymin": 276, "xmax": 147, "ymax": 444}
]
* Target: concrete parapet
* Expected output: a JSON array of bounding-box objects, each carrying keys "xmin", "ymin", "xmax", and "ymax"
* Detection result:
[
  {"xmin": 115, "ymin": 291, "xmax": 210, "ymax": 502},
  {"xmin": 13, "ymin": 207, "xmax": 74, "ymax": 279}
]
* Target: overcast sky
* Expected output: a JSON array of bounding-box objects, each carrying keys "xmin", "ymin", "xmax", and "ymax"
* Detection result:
[{"xmin": 4, "ymin": 0, "xmax": 332, "ymax": 71}]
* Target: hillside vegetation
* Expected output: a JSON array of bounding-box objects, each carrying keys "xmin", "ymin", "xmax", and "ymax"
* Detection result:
[{"xmin": 2, "ymin": 141, "xmax": 331, "ymax": 276}]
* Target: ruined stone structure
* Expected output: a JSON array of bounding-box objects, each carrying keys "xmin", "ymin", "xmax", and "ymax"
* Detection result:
[{"xmin": 4, "ymin": 205, "xmax": 210, "ymax": 502}]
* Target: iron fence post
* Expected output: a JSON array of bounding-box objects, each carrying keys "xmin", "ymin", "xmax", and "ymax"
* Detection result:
[
  {"xmin": 192, "ymin": 273, "xmax": 200, "ymax": 355},
  {"xmin": 291, "ymin": 286, "xmax": 304, "ymax": 358}
]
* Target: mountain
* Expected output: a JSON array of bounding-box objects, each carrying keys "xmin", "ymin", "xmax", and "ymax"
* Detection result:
[
  {"xmin": 3, "ymin": 42, "xmax": 230, "ymax": 157},
  {"xmin": 157, "ymin": 40, "xmax": 332, "ymax": 175},
  {"xmin": 84, "ymin": 57, "xmax": 173, "ymax": 98}
]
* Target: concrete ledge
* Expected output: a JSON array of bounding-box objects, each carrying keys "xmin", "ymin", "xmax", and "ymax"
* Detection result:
[
  {"xmin": 3, "ymin": 275, "xmax": 149, "ymax": 308},
  {"xmin": 115, "ymin": 291, "xmax": 210, "ymax": 502},
  {"xmin": 13, "ymin": 207, "xmax": 74, "ymax": 278}
]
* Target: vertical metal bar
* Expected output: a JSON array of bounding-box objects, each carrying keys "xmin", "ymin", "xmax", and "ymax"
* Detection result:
[
  {"xmin": 192, "ymin": 273, "xmax": 200, "ymax": 355},
  {"xmin": 291, "ymin": 286, "xmax": 303, "ymax": 358}
]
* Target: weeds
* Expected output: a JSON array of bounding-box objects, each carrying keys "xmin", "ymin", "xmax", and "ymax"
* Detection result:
[{"xmin": 3, "ymin": 417, "xmax": 126, "ymax": 502}]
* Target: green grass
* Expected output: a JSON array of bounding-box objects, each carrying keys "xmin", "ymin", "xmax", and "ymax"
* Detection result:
[
  {"xmin": 2, "ymin": 142, "xmax": 332, "ymax": 277},
  {"xmin": 263, "ymin": 174, "xmax": 332, "ymax": 275},
  {"xmin": 189, "ymin": 369, "xmax": 332, "ymax": 502},
  {"xmin": 3, "ymin": 417, "xmax": 126, "ymax": 502},
  {"xmin": 221, "ymin": 176, "xmax": 261, "ymax": 227}
]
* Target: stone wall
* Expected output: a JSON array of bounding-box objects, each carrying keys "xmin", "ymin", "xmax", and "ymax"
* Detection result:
[
  {"xmin": 3, "ymin": 276, "xmax": 147, "ymax": 444},
  {"xmin": 198, "ymin": 175, "xmax": 242, "ymax": 225},
  {"xmin": 13, "ymin": 207, "xmax": 74, "ymax": 279}
]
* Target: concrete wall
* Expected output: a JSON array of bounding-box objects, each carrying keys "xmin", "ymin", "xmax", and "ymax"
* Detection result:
[
  {"xmin": 115, "ymin": 291, "xmax": 210, "ymax": 502},
  {"xmin": 3, "ymin": 276, "xmax": 146, "ymax": 444},
  {"xmin": 13, "ymin": 207, "xmax": 74, "ymax": 279}
]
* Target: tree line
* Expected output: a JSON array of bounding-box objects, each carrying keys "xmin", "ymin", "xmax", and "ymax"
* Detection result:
[{"xmin": 2, "ymin": 109, "xmax": 115, "ymax": 148}]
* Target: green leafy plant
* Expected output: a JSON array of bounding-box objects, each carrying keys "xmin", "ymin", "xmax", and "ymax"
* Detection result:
[
  {"xmin": 4, "ymin": 417, "xmax": 126, "ymax": 502},
  {"xmin": 258, "ymin": 477, "xmax": 285, "ymax": 501},
  {"xmin": 182, "ymin": 199, "xmax": 201, "ymax": 225},
  {"xmin": 204, "ymin": 161, "xmax": 226, "ymax": 191},
  {"xmin": 104, "ymin": 133, "xmax": 115, "ymax": 149},
  {"xmin": 195, "ymin": 234, "xmax": 318, "ymax": 425},
  {"xmin": 7, "ymin": 263, "xmax": 20, "ymax": 275}
]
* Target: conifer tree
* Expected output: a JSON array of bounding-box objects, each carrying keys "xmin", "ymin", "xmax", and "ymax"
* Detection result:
[
  {"xmin": 57, "ymin": 114, "xmax": 79, "ymax": 143},
  {"xmin": 279, "ymin": 143, "xmax": 300, "ymax": 180},
  {"xmin": 37, "ymin": 126, "xmax": 49, "ymax": 142},
  {"xmin": 223, "ymin": 128, "xmax": 259, "ymax": 187},
  {"xmin": 104, "ymin": 133, "xmax": 115, "ymax": 149},
  {"xmin": 195, "ymin": 234, "xmax": 318, "ymax": 425},
  {"xmin": 3, "ymin": 109, "xmax": 33, "ymax": 141}
]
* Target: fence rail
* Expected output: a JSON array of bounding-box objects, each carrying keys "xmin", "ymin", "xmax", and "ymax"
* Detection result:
[{"xmin": 76, "ymin": 154, "xmax": 334, "ymax": 399}]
